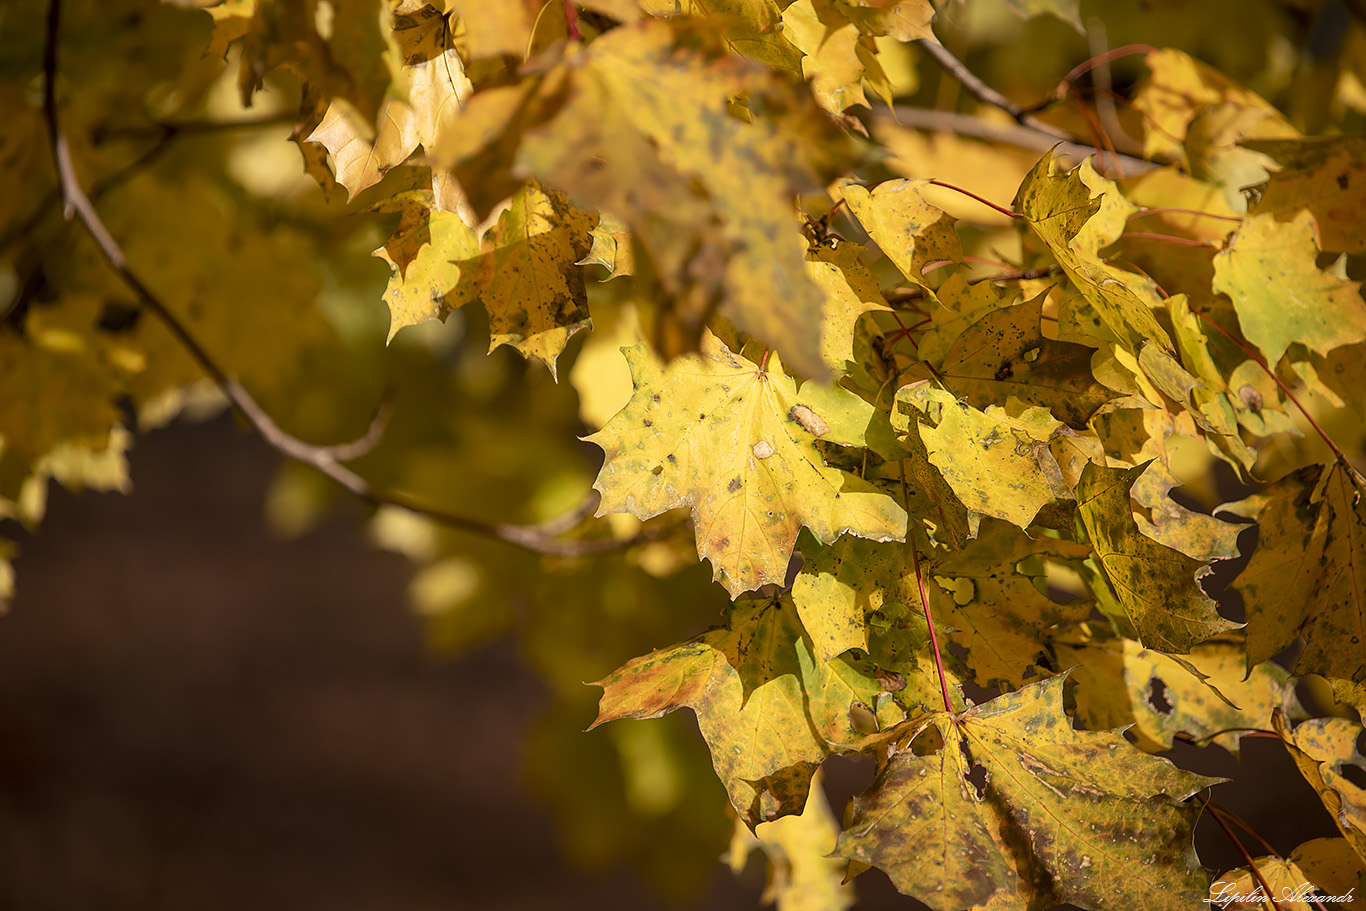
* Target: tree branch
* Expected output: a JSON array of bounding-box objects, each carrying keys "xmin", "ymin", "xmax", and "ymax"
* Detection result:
[
  {"xmin": 915, "ymin": 39, "xmax": 1057, "ymax": 132},
  {"xmin": 906, "ymin": 40, "xmax": 1162, "ymax": 178},
  {"xmin": 40, "ymin": 0, "xmax": 656, "ymax": 560},
  {"xmin": 91, "ymin": 112, "xmax": 296, "ymax": 144},
  {"xmin": 884, "ymin": 107, "xmax": 1157, "ymax": 177}
]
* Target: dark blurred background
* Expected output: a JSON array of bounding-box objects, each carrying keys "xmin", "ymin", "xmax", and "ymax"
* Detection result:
[{"xmin": 0, "ymin": 418, "xmax": 1344, "ymax": 910}]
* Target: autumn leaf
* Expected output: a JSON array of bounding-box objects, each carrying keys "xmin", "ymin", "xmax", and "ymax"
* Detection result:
[
  {"xmin": 590, "ymin": 598, "xmax": 886, "ymax": 827},
  {"xmin": 22, "ymin": 0, "xmax": 1366, "ymax": 900},
  {"xmin": 1055, "ymin": 628, "xmax": 1291, "ymax": 755},
  {"xmin": 444, "ymin": 0, "xmax": 544, "ymax": 59},
  {"xmin": 443, "ymin": 18, "xmax": 857, "ymax": 378},
  {"xmin": 839, "ymin": 178, "xmax": 961, "ymax": 287},
  {"xmin": 914, "ymin": 272, "xmax": 1019, "ymax": 369},
  {"xmin": 580, "ymin": 213, "xmax": 634, "ymax": 281},
  {"xmin": 781, "ymin": 0, "xmax": 871, "ymax": 113},
  {"xmin": 937, "ymin": 291, "xmax": 1117, "ymax": 429},
  {"xmin": 475, "ymin": 182, "xmax": 596, "ymax": 375},
  {"xmin": 838, "ymin": 676, "xmax": 1217, "ymax": 910},
  {"xmin": 370, "ymin": 195, "xmax": 483, "ymax": 340},
  {"xmin": 1247, "ymin": 136, "xmax": 1366, "ymax": 255},
  {"xmin": 638, "ymin": 0, "xmax": 804, "ymax": 72},
  {"xmin": 236, "ymin": 0, "xmax": 394, "ymax": 128},
  {"xmin": 1212, "ymin": 837, "xmax": 1365, "ymax": 909},
  {"xmin": 1212, "ymin": 211, "xmax": 1366, "ymax": 367},
  {"xmin": 896, "ymin": 382, "xmax": 1075, "ymax": 531},
  {"xmin": 727, "ymin": 773, "xmax": 854, "ymax": 911},
  {"xmin": 794, "ymin": 520, "xmax": 1091, "ymax": 688},
  {"xmin": 1227, "ymin": 462, "xmax": 1366, "ymax": 680},
  {"xmin": 305, "ymin": 7, "xmax": 471, "ymax": 202},
  {"xmin": 1003, "ymin": 0, "xmax": 1083, "ymax": 31},
  {"xmin": 1015, "ymin": 158, "xmax": 1174, "ymax": 354},
  {"xmin": 806, "ymin": 243, "xmax": 891, "ymax": 375},
  {"xmin": 306, "ymin": 100, "xmax": 417, "ymax": 200},
  {"xmin": 587, "ymin": 332, "xmax": 907, "ymax": 596},
  {"xmin": 374, "ymin": 181, "xmax": 594, "ymax": 373},
  {"xmin": 1132, "ymin": 48, "xmax": 1292, "ymax": 166},
  {"xmin": 1276, "ymin": 711, "xmax": 1366, "ymax": 863},
  {"xmin": 1077, "ymin": 462, "xmax": 1238, "ymax": 652}
]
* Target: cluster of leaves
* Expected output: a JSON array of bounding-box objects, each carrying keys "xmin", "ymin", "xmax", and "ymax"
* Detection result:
[{"xmin": 6, "ymin": 0, "xmax": 1366, "ymax": 907}]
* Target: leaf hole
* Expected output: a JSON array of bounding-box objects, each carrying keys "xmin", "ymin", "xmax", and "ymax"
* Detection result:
[
  {"xmin": 957, "ymin": 734, "xmax": 987, "ymax": 799},
  {"xmin": 1145, "ymin": 676, "xmax": 1173, "ymax": 715},
  {"xmin": 966, "ymin": 762, "xmax": 989, "ymax": 800},
  {"xmin": 1340, "ymin": 762, "xmax": 1366, "ymax": 791}
]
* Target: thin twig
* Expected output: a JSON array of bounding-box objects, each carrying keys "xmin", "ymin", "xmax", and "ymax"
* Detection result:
[
  {"xmin": 883, "ymin": 107, "xmax": 1157, "ymax": 177},
  {"xmin": 904, "ymin": 40, "xmax": 1167, "ymax": 177},
  {"xmin": 1073, "ymin": 31, "xmax": 1144, "ymax": 154},
  {"xmin": 41, "ymin": 0, "xmax": 655, "ymax": 559},
  {"xmin": 899, "ymin": 463, "xmax": 954, "ymax": 716},
  {"xmin": 1118, "ymin": 231, "xmax": 1215, "ymax": 248},
  {"xmin": 1198, "ymin": 792, "xmax": 1285, "ymax": 911},
  {"xmin": 318, "ymin": 392, "xmax": 395, "ymax": 462},
  {"xmin": 882, "ymin": 265, "xmax": 1058, "ymax": 310},
  {"xmin": 927, "ymin": 178, "xmax": 1022, "ymax": 219},
  {"xmin": 915, "ymin": 39, "xmax": 1055, "ymax": 130},
  {"xmin": 1208, "ymin": 801, "xmax": 1282, "ymax": 860},
  {"xmin": 1184, "ymin": 726, "xmax": 1280, "ymax": 746},
  {"xmin": 1194, "ymin": 309, "xmax": 1351, "ymax": 468},
  {"xmin": 1129, "ymin": 207, "xmax": 1243, "ymax": 224},
  {"xmin": 563, "ymin": 0, "xmax": 580, "ymax": 39},
  {"xmin": 91, "ymin": 112, "xmax": 295, "ymax": 144},
  {"xmin": 1059, "ymin": 43, "xmax": 1156, "ymax": 90}
]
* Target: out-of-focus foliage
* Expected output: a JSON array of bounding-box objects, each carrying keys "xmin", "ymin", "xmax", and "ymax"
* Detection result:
[{"xmin": 4, "ymin": 0, "xmax": 1366, "ymax": 907}]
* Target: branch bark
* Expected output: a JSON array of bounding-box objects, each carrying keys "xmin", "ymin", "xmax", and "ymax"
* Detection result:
[
  {"xmin": 907, "ymin": 40, "xmax": 1161, "ymax": 178},
  {"xmin": 40, "ymin": 0, "xmax": 657, "ymax": 559}
]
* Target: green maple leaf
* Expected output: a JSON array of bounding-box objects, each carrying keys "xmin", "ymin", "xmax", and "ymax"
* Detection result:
[
  {"xmin": 587, "ymin": 332, "xmax": 906, "ymax": 596},
  {"xmin": 837, "ymin": 676, "xmax": 1216, "ymax": 911},
  {"xmin": 1212, "ymin": 211, "xmax": 1366, "ymax": 367},
  {"xmin": 1228, "ymin": 462, "xmax": 1366, "ymax": 680},
  {"xmin": 590, "ymin": 598, "xmax": 888, "ymax": 827},
  {"xmin": 1077, "ymin": 462, "xmax": 1238, "ymax": 652}
]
